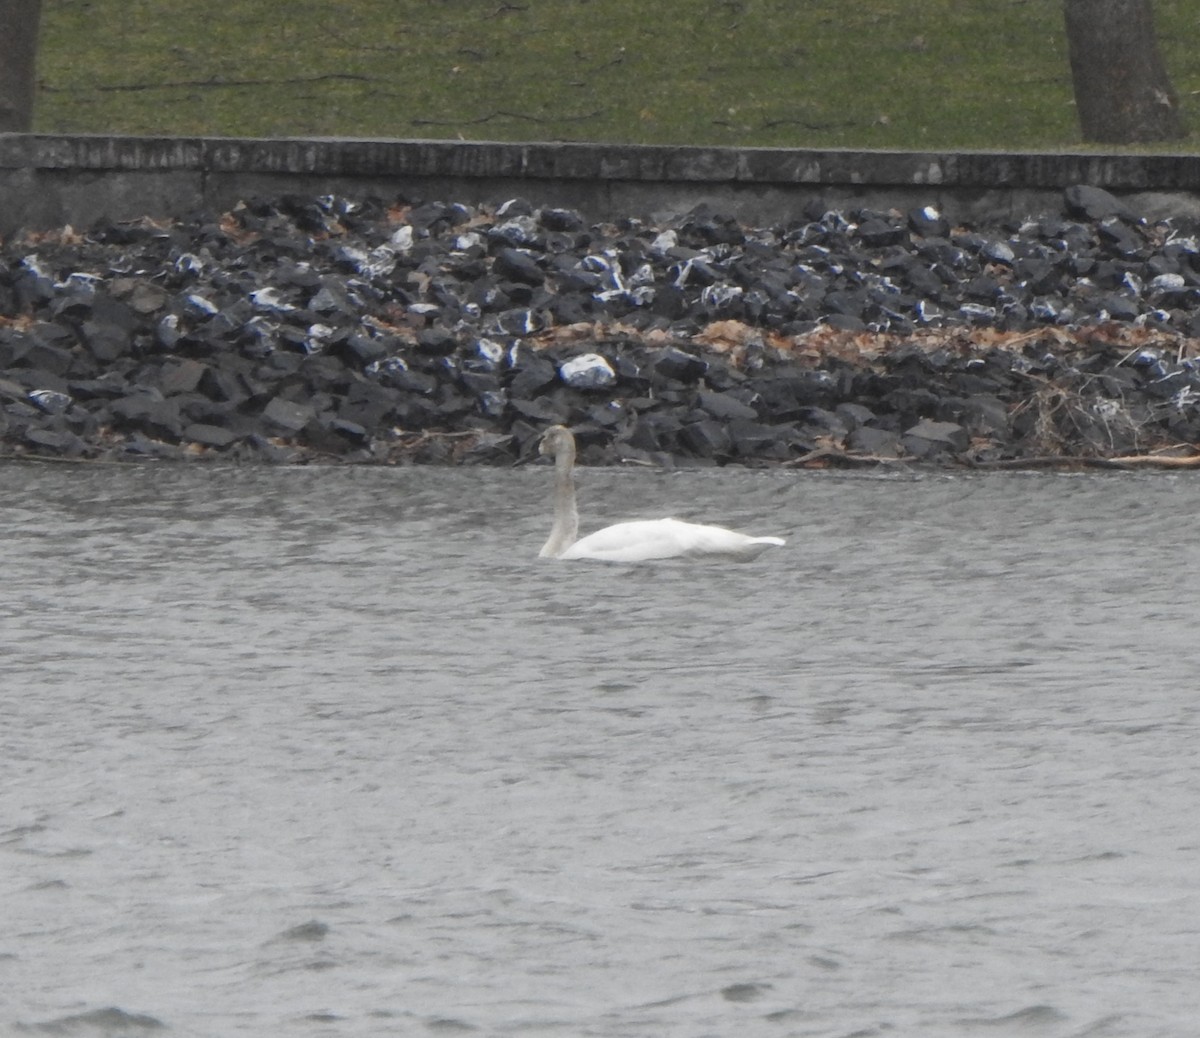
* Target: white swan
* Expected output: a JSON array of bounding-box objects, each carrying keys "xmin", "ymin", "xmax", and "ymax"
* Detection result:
[{"xmin": 537, "ymin": 425, "xmax": 786, "ymax": 562}]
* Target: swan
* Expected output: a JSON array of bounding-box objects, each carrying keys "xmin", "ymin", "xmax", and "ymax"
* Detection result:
[{"xmin": 537, "ymin": 425, "xmax": 785, "ymax": 562}]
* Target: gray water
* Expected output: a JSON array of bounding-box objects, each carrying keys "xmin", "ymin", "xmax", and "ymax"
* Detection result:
[{"xmin": 2, "ymin": 461, "xmax": 1198, "ymax": 1038}]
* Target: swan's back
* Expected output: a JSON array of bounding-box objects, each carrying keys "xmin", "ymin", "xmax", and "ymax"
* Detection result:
[{"xmin": 560, "ymin": 517, "xmax": 785, "ymax": 563}]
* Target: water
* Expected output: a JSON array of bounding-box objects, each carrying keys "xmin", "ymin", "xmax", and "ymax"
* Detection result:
[{"xmin": 2, "ymin": 461, "xmax": 1198, "ymax": 1038}]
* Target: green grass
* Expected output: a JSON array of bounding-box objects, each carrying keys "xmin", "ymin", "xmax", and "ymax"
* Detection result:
[{"xmin": 34, "ymin": 0, "xmax": 1200, "ymax": 150}]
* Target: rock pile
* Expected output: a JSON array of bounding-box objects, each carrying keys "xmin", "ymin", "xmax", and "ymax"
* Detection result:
[{"xmin": 2, "ymin": 185, "xmax": 1200, "ymax": 465}]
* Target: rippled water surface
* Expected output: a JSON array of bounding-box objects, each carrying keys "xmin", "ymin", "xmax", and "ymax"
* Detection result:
[{"xmin": 3, "ymin": 461, "xmax": 1199, "ymax": 1038}]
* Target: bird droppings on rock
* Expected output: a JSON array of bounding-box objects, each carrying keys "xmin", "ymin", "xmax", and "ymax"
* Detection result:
[{"xmin": 4, "ymin": 190, "xmax": 1200, "ymax": 468}]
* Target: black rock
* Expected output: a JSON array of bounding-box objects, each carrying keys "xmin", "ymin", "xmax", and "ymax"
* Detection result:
[
  {"xmin": 652, "ymin": 347, "xmax": 708, "ymax": 383},
  {"xmin": 493, "ymin": 247, "xmax": 544, "ymax": 286}
]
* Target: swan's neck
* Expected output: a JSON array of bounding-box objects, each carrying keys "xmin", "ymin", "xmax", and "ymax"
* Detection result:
[{"xmin": 539, "ymin": 442, "xmax": 579, "ymax": 558}]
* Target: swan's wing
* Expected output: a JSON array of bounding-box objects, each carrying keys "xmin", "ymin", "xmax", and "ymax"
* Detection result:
[
  {"xmin": 561, "ymin": 518, "xmax": 784, "ymax": 563},
  {"xmin": 663, "ymin": 519, "xmax": 785, "ymax": 560},
  {"xmin": 560, "ymin": 520, "xmax": 686, "ymax": 562}
]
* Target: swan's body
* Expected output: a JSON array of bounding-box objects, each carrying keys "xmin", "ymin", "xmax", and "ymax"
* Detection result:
[{"xmin": 537, "ymin": 425, "xmax": 785, "ymax": 563}]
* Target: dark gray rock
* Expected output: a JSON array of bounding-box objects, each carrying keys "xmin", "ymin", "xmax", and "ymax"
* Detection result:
[
  {"xmin": 8, "ymin": 189, "xmax": 1200, "ymax": 465},
  {"xmin": 697, "ymin": 390, "xmax": 758, "ymax": 422},
  {"xmin": 508, "ymin": 353, "xmax": 558, "ymax": 397},
  {"xmin": 23, "ymin": 338, "xmax": 75, "ymax": 377},
  {"xmin": 901, "ymin": 419, "xmax": 969, "ymax": 458},
  {"xmin": 0, "ymin": 377, "xmax": 27, "ymax": 402},
  {"xmin": 1097, "ymin": 219, "xmax": 1144, "ymax": 258},
  {"xmin": 493, "ymin": 247, "xmax": 544, "ymax": 286},
  {"xmin": 799, "ymin": 406, "xmax": 851, "ymax": 440},
  {"xmin": 109, "ymin": 392, "xmax": 184, "ymax": 441},
  {"xmin": 652, "ymin": 347, "xmax": 708, "ymax": 383},
  {"xmin": 848, "ymin": 426, "xmax": 902, "ymax": 457},
  {"xmin": 25, "ymin": 427, "xmax": 85, "ymax": 455},
  {"xmin": 416, "ymin": 328, "xmax": 458, "ymax": 356},
  {"xmin": 835, "ymin": 402, "xmax": 876, "ymax": 429},
  {"xmin": 728, "ymin": 418, "xmax": 788, "ymax": 458},
  {"xmin": 908, "ymin": 206, "xmax": 950, "ymax": 237},
  {"xmin": 81, "ymin": 320, "xmax": 133, "ymax": 363},
  {"xmin": 262, "ymin": 396, "xmax": 314, "ymax": 434},
  {"xmin": 680, "ymin": 418, "xmax": 732, "ymax": 458},
  {"xmin": 184, "ymin": 422, "xmax": 240, "ymax": 448},
  {"xmin": 1064, "ymin": 185, "xmax": 1138, "ymax": 223},
  {"xmin": 539, "ymin": 207, "xmax": 586, "ymax": 232},
  {"xmin": 856, "ymin": 217, "xmax": 906, "ymax": 248},
  {"xmin": 625, "ymin": 413, "xmax": 680, "ymax": 453},
  {"xmin": 338, "ymin": 381, "xmax": 399, "ymax": 428},
  {"xmin": 158, "ymin": 359, "xmax": 208, "ymax": 396},
  {"xmin": 510, "ymin": 396, "xmax": 566, "ymax": 423}
]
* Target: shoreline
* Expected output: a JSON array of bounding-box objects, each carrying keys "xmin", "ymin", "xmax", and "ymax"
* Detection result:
[{"xmin": 3, "ymin": 184, "xmax": 1200, "ymax": 470}]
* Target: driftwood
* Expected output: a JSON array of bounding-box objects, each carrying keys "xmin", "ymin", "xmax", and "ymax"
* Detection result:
[
  {"xmin": 782, "ymin": 447, "xmax": 914, "ymax": 468},
  {"xmin": 783, "ymin": 444, "xmax": 1200, "ymax": 471},
  {"xmin": 966, "ymin": 452, "xmax": 1200, "ymax": 471}
]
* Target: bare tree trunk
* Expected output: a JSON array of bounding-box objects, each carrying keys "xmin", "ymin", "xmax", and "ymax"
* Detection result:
[
  {"xmin": 0, "ymin": 0, "xmax": 42, "ymax": 131},
  {"xmin": 1063, "ymin": 0, "xmax": 1185, "ymax": 143}
]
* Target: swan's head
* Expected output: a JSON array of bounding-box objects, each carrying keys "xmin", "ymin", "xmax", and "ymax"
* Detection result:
[{"xmin": 539, "ymin": 425, "xmax": 575, "ymax": 459}]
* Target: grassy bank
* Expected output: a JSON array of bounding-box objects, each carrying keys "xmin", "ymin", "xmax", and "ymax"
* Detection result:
[{"xmin": 35, "ymin": 0, "xmax": 1199, "ymax": 150}]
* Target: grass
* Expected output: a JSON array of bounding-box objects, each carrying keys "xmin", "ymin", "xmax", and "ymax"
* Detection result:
[{"xmin": 34, "ymin": 0, "xmax": 1200, "ymax": 150}]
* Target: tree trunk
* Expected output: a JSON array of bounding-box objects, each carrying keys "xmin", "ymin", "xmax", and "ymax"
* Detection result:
[
  {"xmin": 1063, "ymin": 0, "xmax": 1185, "ymax": 143},
  {"xmin": 0, "ymin": 0, "xmax": 42, "ymax": 131}
]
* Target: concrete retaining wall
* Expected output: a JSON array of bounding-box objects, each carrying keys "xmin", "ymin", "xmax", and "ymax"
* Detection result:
[{"xmin": 2, "ymin": 133, "xmax": 1200, "ymax": 234}]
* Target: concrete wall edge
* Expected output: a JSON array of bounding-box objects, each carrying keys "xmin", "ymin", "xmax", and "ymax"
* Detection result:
[{"xmin": 2, "ymin": 133, "xmax": 1199, "ymax": 233}]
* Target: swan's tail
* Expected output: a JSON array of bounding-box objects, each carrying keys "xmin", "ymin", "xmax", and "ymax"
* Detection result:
[{"xmin": 724, "ymin": 534, "xmax": 785, "ymax": 562}]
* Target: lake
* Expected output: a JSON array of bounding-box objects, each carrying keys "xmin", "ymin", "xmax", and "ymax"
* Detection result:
[{"xmin": 3, "ymin": 461, "xmax": 1198, "ymax": 1037}]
